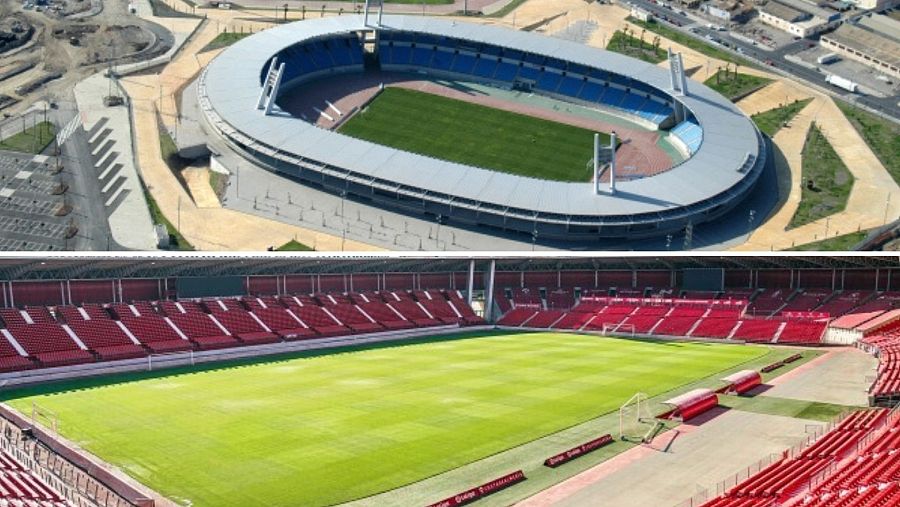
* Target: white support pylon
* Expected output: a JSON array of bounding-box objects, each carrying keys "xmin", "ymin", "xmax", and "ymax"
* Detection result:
[
  {"xmin": 609, "ymin": 132, "xmax": 617, "ymax": 195},
  {"xmin": 256, "ymin": 56, "xmax": 278, "ymax": 109},
  {"xmin": 593, "ymin": 132, "xmax": 600, "ymax": 195},
  {"xmin": 264, "ymin": 62, "xmax": 285, "ymax": 115}
]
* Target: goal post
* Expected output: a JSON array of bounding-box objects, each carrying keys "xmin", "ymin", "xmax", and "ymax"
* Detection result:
[
  {"xmin": 618, "ymin": 392, "xmax": 654, "ymax": 442},
  {"xmin": 602, "ymin": 323, "xmax": 636, "ymax": 337},
  {"xmin": 31, "ymin": 402, "xmax": 59, "ymax": 435}
]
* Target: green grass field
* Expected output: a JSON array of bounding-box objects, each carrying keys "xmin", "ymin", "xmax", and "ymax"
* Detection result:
[
  {"xmin": 3, "ymin": 332, "xmax": 768, "ymax": 506},
  {"xmin": 0, "ymin": 121, "xmax": 56, "ymax": 154},
  {"xmin": 339, "ymin": 87, "xmax": 610, "ymax": 182},
  {"xmin": 789, "ymin": 122, "xmax": 854, "ymax": 229},
  {"xmin": 752, "ymin": 98, "xmax": 813, "ymax": 137},
  {"xmin": 703, "ymin": 71, "xmax": 772, "ymax": 102}
]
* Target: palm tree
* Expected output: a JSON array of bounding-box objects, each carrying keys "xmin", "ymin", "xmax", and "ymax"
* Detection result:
[
  {"xmin": 321, "ymin": 4, "xmax": 326, "ymax": 17},
  {"xmin": 301, "ymin": 5, "xmax": 306, "ymax": 19}
]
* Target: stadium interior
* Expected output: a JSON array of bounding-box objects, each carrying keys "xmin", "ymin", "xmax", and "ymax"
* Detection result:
[{"xmin": 0, "ymin": 254, "xmax": 898, "ymax": 507}]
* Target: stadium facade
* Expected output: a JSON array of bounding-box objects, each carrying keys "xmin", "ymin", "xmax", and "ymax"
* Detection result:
[{"xmin": 199, "ymin": 15, "xmax": 767, "ymax": 241}]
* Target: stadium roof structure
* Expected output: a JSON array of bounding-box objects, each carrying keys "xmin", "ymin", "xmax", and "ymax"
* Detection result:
[
  {"xmin": 0, "ymin": 254, "xmax": 895, "ymax": 280},
  {"xmin": 199, "ymin": 15, "xmax": 765, "ymax": 240}
]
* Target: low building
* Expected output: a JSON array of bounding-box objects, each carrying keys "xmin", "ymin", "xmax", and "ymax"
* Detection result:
[
  {"xmin": 842, "ymin": 0, "xmax": 898, "ymax": 10},
  {"xmin": 758, "ymin": 0, "xmax": 841, "ymax": 37},
  {"xmin": 631, "ymin": 6, "xmax": 654, "ymax": 22},
  {"xmin": 702, "ymin": 0, "xmax": 754, "ymax": 22},
  {"xmin": 820, "ymin": 14, "xmax": 900, "ymax": 79}
]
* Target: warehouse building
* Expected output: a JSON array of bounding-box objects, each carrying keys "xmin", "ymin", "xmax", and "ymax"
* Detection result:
[{"xmin": 820, "ymin": 14, "xmax": 900, "ymax": 79}]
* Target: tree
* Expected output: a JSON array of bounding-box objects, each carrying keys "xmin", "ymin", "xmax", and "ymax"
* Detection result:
[
  {"xmin": 321, "ymin": 4, "xmax": 326, "ymax": 17},
  {"xmin": 302, "ymin": 5, "xmax": 306, "ymax": 19}
]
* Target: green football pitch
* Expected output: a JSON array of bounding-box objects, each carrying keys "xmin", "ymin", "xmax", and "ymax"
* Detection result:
[
  {"xmin": 338, "ymin": 87, "xmax": 612, "ymax": 182},
  {"xmin": 4, "ymin": 332, "xmax": 767, "ymax": 506}
]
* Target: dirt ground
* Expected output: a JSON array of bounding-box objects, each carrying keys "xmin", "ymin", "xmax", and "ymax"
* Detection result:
[{"xmin": 0, "ymin": 0, "xmax": 166, "ymax": 116}]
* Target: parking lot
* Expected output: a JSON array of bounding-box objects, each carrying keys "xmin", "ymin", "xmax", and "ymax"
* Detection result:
[
  {"xmin": 788, "ymin": 44, "xmax": 899, "ymax": 98},
  {"xmin": 0, "ymin": 151, "xmax": 72, "ymax": 250}
]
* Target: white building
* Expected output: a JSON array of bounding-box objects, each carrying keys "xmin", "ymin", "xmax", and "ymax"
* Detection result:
[{"xmin": 758, "ymin": 0, "xmax": 841, "ymax": 38}]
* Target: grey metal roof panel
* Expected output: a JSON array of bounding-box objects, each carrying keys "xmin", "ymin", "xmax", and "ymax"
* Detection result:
[{"xmin": 202, "ymin": 14, "xmax": 761, "ymax": 219}]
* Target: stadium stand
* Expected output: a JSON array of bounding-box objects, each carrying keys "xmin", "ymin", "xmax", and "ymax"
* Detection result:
[
  {"xmin": 777, "ymin": 320, "xmax": 827, "ymax": 345},
  {"xmin": 66, "ymin": 319, "xmax": 146, "ymax": 361},
  {"xmin": 273, "ymin": 34, "xmax": 364, "ymax": 89},
  {"xmin": 251, "ymin": 307, "xmax": 318, "ymax": 340},
  {"xmin": 376, "ymin": 32, "xmax": 676, "ymax": 130},
  {"xmin": 118, "ymin": 314, "xmax": 193, "ymax": 354},
  {"xmin": 702, "ymin": 409, "xmax": 889, "ymax": 506},
  {"xmin": 671, "ymin": 120, "xmax": 702, "ymax": 154},
  {"xmin": 731, "ymin": 319, "xmax": 784, "ymax": 343},
  {"xmin": 0, "ymin": 450, "xmax": 69, "ymax": 507},
  {"xmin": 816, "ymin": 291, "xmax": 874, "ymax": 317},
  {"xmin": 497, "ymin": 308, "xmax": 538, "ymax": 327},
  {"xmin": 0, "ymin": 315, "xmax": 93, "ymax": 368}
]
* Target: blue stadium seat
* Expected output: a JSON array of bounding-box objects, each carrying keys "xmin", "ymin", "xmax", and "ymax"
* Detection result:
[
  {"xmin": 536, "ymin": 72, "xmax": 562, "ymax": 92},
  {"xmin": 620, "ymin": 94, "xmax": 645, "ymax": 114},
  {"xmin": 557, "ymin": 77, "xmax": 583, "ymax": 97},
  {"xmin": 451, "ymin": 54, "xmax": 477, "ymax": 75},
  {"xmin": 473, "ymin": 58, "xmax": 498, "ymax": 79},
  {"xmin": 671, "ymin": 120, "xmax": 703, "ymax": 154},
  {"xmin": 579, "ymin": 82, "xmax": 603, "ymax": 102},
  {"xmin": 431, "ymin": 50, "xmax": 454, "ymax": 71},
  {"xmin": 601, "ymin": 87, "xmax": 625, "ymax": 107},
  {"xmin": 494, "ymin": 62, "xmax": 518, "ymax": 82},
  {"xmin": 391, "ymin": 46, "xmax": 412, "ymax": 65},
  {"xmin": 412, "ymin": 47, "xmax": 434, "ymax": 66},
  {"xmin": 518, "ymin": 66, "xmax": 540, "ymax": 81}
]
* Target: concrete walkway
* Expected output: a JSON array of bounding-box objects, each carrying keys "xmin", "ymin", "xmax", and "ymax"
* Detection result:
[
  {"xmin": 760, "ymin": 348, "xmax": 876, "ymax": 407},
  {"xmin": 72, "ymin": 73, "xmax": 158, "ymax": 250},
  {"xmin": 518, "ymin": 409, "xmax": 813, "ymax": 507}
]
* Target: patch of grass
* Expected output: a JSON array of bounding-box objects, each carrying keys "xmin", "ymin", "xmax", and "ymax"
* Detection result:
[
  {"xmin": 484, "ymin": 0, "xmax": 528, "ymax": 17},
  {"xmin": 788, "ymin": 229, "xmax": 870, "ymax": 251},
  {"xmin": 626, "ymin": 17, "xmax": 753, "ymax": 67},
  {"xmin": 835, "ymin": 100, "xmax": 900, "ymax": 186},
  {"xmin": 5, "ymin": 332, "xmax": 765, "ymax": 507},
  {"xmin": 275, "ymin": 239, "xmax": 313, "ymax": 251},
  {"xmin": 788, "ymin": 123, "xmax": 854, "ymax": 229},
  {"xmin": 718, "ymin": 395, "xmax": 859, "ymax": 422},
  {"xmin": 200, "ymin": 31, "xmax": 252, "ymax": 52},
  {"xmin": 148, "ymin": 0, "xmax": 200, "ymax": 17},
  {"xmin": 143, "ymin": 189, "xmax": 194, "ymax": 250},
  {"xmin": 0, "ymin": 121, "xmax": 55, "ymax": 154},
  {"xmin": 339, "ymin": 87, "xmax": 612, "ymax": 182},
  {"xmin": 606, "ymin": 30, "xmax": 667, "ymax": 64},
  {"xmin": 159, "ymin": 128, "xmax": 187, "ymax": 171},
  {"xmin": 703, "ymin": 70, "xmax": 771, "ymax": 101},
  {"xmin": 207, "ymin": 169, "xmax": 228, "ymax": 200},
  {"xmin": 752, "ymin": 98, "xmax": 813, "ymax": 137}
]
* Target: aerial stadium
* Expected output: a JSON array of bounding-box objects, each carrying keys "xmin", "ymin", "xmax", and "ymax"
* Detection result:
[
  {"xmin": 197, "ymin": 14, "xmax": 767, "ymax": 242},
  {"xmin": 1, "ymin": 253, "xmax": 899, "ymax": 507}
]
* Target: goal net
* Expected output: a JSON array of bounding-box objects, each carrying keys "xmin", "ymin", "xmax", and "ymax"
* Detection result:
[
  {"xmin": 602, "ymin": 323, "xmax": 636, "ymax": 337},
  {"xmin": 618, "ymin": 392, "xmax": 656, "ymax": 442},
  {"xmin": 30, "ymin": 402, "xmax": 59, "ymax": 435}
]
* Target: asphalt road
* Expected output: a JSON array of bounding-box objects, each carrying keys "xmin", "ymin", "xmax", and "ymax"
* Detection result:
[{"xmin": 624, "ymin": 0, "xmax": 900, "ymax": 121}]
